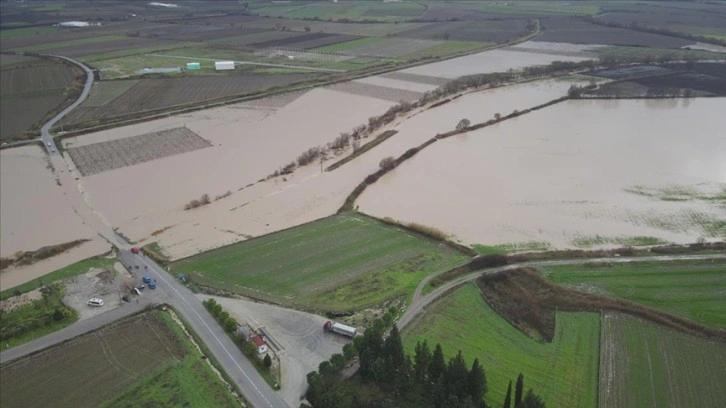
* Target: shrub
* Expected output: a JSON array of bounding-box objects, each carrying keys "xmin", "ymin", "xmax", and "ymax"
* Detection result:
[
  {"xmin": 184, "ymin": 193, "xmax": 211, "ymax": 210},
  {"xmin": 407, "ymin": 222, "xmax": 448, "ymax": 241},
  {"xmin": 456, "ymin": 118, "xmax": 471, "ymax": 130},
  {"xmin": 297, "ymin": 146, "xmax": 322, "ymax": 166},
  {"xmin": 379, "ymin": 156, "xmax": 396, "ymax": 171},
  {"xmin": 264, "ymin": 354, "xmax": 272, "ymax": 369},
  {"xmin": 329, "ymin": 133, "xmax": 350, "ymax": 151}
]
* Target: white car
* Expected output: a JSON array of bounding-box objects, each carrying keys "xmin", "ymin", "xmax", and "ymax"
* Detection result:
[{"xmin": 87, "ymin": 298, "xmax": 104, "ymax": 307}]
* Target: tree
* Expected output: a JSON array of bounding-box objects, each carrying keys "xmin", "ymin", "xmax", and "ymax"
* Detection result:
[
  {"xmin": 519, "ymin": 389, "xmax": 545, "ymax": 408},
  {"xmin": 514, "ymin": 373, "xmax": 524, "ymax": 408},
  {"xmin": 319, "ymin": 360, "xmax": 334, "ymax": 376},
  {"xmin": 304, "ymin": 25, "xmax": 311, "ymax": 32},
  {"xmin": 52, "ymin": 308, "xmax": 64, "ymax": 321},
  {"xmin": 456, "ymin": 118, "xmax": 471, "ymax": 130},
  {"xmin": 445, "ymin": 351, "xmax": 469, "ymax": 400},
  {"xmin": 413, "ymin": 340, "xmax": 432, "ymax": 384},
  {"xmin": 429, "ymin": 344, "xmax": 446, "ymax": 383},
  {"xmin": 263, "ymin": 354, "xmax": 272, "ymax": 369},
  {"xmin": 383, "ymin": 325, "xmax": 408, "ymax": 389},
  {"xmin": 503, "ymin": 380, "xmax": 512, "ymax": 408},
  {"xmin": 468, "ymin": 358, "xmax": 486, "ymax": 407},
  {"xmin": 342, "ymin": 343, "xmax": 356, "ymax": 361},
  {"xmin": 494, "ymin": 113, "xmax": 501, "ymax": 120},
  {"xmin": 330, "ymin": 353, "xmax": 346, "ymax": 372}
]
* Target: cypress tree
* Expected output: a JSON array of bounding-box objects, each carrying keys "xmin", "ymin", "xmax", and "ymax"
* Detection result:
[
  {"xmin": 446, "ymin": 351, "xmax": 469, "ymax": 400},
  {"xmin": 429, "ymin": 344, "xmax": 446, "ymax": 383},
  {"xmin": 468, "ymin": 358, "xmax": 486, "ymax": 406},
  {"xmin": 520, "ymin": 389, "xmax": 546, "ymax": 408},
  {"xmin": 503, "ymin": 380, "xmax": 512, "ymax": 408},
  {"xmin": 514, "ymin": 373, "xmax": 524, "ymax": 408},
  {"xmin": 414, "ymin": 340, "xmax": 432, "ymax": 384}
]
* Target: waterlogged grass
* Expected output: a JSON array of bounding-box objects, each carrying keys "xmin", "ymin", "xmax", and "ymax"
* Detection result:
[
  {"xmin": 173, "ymin": 214, "xmax": 464, "ymax": 308},
  {"xmin": 625, "ymin": 184, "xmax": 726, "ymax": 202},
  {"xmin": 403, "ymin": 284, "xmax": 600, "ymax": 408},
  {"xmin": 600, "ymin": 313, "xmax": 726, "ymax": 408},
  {"xmin": 571, "ymin": 235, "xmax": 669, "ymax": 248},
  {"xmin": 474, "ymin": 241, "xmax": 552, "ymax": 255},
  {"xmin": 0, "ymin": 257, "xmax": 115, "ymax": 300},
  {"xmin": 540, "ymin": 259, "xmax": 726, "ymax": 328},
  {"xmin": 101, "ymin": 311, "xmax": 240, "ymax": 408}
]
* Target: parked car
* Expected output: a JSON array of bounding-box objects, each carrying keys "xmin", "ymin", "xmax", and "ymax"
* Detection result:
[
  {"xmin": 87, "ymin": 298, "xmax": 104, "ymax": 307},
  {"xmin": 131, "ymin": 247, "xmax": 139, "ymax": 254},
  {"xmin": 143, "ymin": 275, "xmax": 152, "ymax": 284},
  {"xmin": 148, "ymin": 279, "xmax": 157, "ymax": 289}
]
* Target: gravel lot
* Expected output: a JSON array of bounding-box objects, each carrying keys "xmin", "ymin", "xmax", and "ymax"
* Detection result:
[
  {"xmin": 201, "ymin": 295, "xmax": 351, "ymax": 407},
  {"xmin": 63, "ymin": 263, "xmax": 131, "ymax": 320}
]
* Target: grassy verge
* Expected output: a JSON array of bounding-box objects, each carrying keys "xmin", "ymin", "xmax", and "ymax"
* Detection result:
[
  {"xmin": 1, "ymin": 239, "xmax": 89, "ymax": 271},
  {"xmin": 599, "ymin": 312, "xmax": 726, "ymax": 408},
  {"xmin": 539, "ymin": 258, "xmax": 726, "ymax": 328},
  {"xmin": 142, "ymin": 242, "xmax": 170, "ymax": 266},
  {"xmin": 403, "ymin": 284, "xmax": 600, "ymax": 408},
  {"xmin": 0, "ymin": 283, "xmax": 78, "ymax": 348},
  {"xmin": 473, "ymin": 241, "xmax": 552, "ymax": 255},
  {"xmin": 173, "ymin": 213, "xmax": 465, "ymax": 310},
  {"xmin": 0, "ymin": 256, "xmax": 115, "ymax": 300}
]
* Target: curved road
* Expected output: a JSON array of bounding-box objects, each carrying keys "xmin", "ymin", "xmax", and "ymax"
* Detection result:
[{"xmin": 40, "ymin": 55, "xmax": 94, "ymax": 155}]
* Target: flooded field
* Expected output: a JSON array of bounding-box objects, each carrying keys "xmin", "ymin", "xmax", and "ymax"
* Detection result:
[
  {"xmin": 400, "ymin": 41, "xmax": 598, "ymax": 78},
  {"xmin": 0, "ymin": 146, "xmax": 98, "ymax": 257},
  {"xmin": 358, "ymin": 98, "xmax": 726, "ymax": 248}
]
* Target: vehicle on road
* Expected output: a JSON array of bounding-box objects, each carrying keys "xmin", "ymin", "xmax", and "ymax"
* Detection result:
[
  {"xmin": 87, "ymin": 298, "xmax": 104, "ymax": 307},
  {"xmin": 46, "ymin": 142, "xmax": 51, "ymax": 147},
  {"xmin": 122, "ymin": 295, "xmax": 131, "ymax": 302},
  {"xmin": 131, "ymin": 247, "xmax": 139, "ymax": 254},
  {"xmin": 143, "ymin": 275, "xmax": 152, "ymax": 284},
  {"xmin": 148, "ymin": 279, "xmax": 157, "ymax": 289},
  {"xmin": 323, "ymin": 320, "xmax": 357, "ymax": 337}
]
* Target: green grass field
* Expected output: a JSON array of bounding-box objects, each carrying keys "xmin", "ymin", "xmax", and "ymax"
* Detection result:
[
  {"xmin": 473, "ymin": 241, "xmax": 552, "ymax": 255},
  {"xmin": 173, "ymin": 214, "xmax": 466, "ymax": 310},
  {"xmin": 314, "ymin": 36, "xmax": 385, "ymax": 53},
  {"xmin": 599, "ymin": 312, "xmax": 726, "ymax": 408},
  {"xmin": 403, "ymin": 284, "xmax": 600, "ymax": 408},
  {"xmin": 539, "ymin": 259, "xmax": 726, "ymax": 328},
  {"xmin": 0, "ymin": 26, "xmax": 58, "ymax": 40}
]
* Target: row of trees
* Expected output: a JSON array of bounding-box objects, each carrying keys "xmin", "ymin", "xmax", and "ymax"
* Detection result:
[{"xmin": 304, "ymin": 316, "xmax": 546, "ymax": 408}]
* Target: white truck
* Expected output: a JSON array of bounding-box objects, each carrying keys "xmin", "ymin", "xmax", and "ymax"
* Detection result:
[{"xmin": 323, "ymin": 320, "xmax": 357, "ymax": 338}]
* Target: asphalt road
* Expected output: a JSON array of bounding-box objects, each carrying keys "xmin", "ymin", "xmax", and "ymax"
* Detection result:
[
  {"xmin": 39, "ymin": 55, "xmax": 94, "ymax": 155},
  {"xmin": 121, "ymin": 250, "xmax": 290, "ymax": 408}
]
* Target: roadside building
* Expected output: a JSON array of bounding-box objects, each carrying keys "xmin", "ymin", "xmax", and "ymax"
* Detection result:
[{"xmin": 251, "ymin": 335, "xmax": 268, "ymax": 354}]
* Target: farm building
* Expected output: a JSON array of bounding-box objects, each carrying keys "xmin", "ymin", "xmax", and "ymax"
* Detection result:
[
  {"xmin": 186, "ymin": 62, "xmax": 201, "ymax": 70},
  {"xmin": 215, "ymin": 61, "xmax": 235, "ymax": 71},
  {"xmin": 251, "ymin": 335, "xmax": 268, "ymax": 354}
]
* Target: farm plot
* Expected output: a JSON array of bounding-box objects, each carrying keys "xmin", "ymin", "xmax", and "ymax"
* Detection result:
[
  {"xmin": 250, "ymin": 32, "xmax": 360, "ymax": 50},
  {"xmin": 595, "ymin": 7, "xmax": 726, "ymax": 40},
  {"xmin": 69, "ymin": 127, "xmax": 212, "ymax": 177},
  {"xmin": 539, "ymin": 259, "xmax": 726, "ymax": 329},
  {"xmin": 0, "ymin": 311, "xmax": 239, "ymax": 408},
  {"xmin": 64, "ymin": 74, "xmax": 314, "ymax": 125},
  {"xmin": 538, "ymin": 16, "xmax": 691, "ymax": 47},
  {"xmin": 599, "ymin": 313, "xmax": 726, "ymax": 408},
  {"xmin": 81, "ymin": 80, "xmax": 139, "ymax": 107},
  {"xmin": 328, "ymin": 37, "xmax": 444, "ymax": 58},
  {"xmin": 0, "ymin": 57, "xmax": 78, "ymax": 140},
  {"xmin": 381, "ymin": 71, "xmax": 449, "ymax": 87},
  {"xmin": 326, "ymin": 80, "xmax": 423, "ymax": 103},
  {"xmin": 403, "ymin": 284, "xmax": 600, "ymax": 408},
  {"xmin": 396, "ymin": 20, "xmax": 529, "ymax": 43},
  {"xmin": 172, "ymin": 213, "xmax": 465, "ymax": 310}
]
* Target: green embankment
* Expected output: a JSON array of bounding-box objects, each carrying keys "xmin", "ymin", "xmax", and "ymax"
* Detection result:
[{"xmin": 403, "ymin": 284, "xmax": 600, "ymax": 408}]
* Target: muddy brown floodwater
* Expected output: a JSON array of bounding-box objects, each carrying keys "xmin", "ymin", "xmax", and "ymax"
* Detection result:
[{"xmin": 358, "ymin": 97, "xmax": 726, "ymax": 248}]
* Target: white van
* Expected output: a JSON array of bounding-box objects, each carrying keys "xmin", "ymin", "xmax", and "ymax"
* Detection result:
[{"xmin": 87, "ymin": 298, "xmax": 104, "ymax": 307}]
